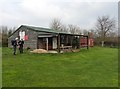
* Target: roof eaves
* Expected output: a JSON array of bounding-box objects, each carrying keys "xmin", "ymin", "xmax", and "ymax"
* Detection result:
[{"xmin": 23, "ymin": 25, "xmax": 60, "ymax": 34}]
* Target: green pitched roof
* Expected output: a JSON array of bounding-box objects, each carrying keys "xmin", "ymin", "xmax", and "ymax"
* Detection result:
[
  {"xmin": 22, "ymin": 25, "xmax": 69, "ymax": 34},
  {"xmin": 9, "ymin": 25, "xmax": 87, "ymax": 38}
]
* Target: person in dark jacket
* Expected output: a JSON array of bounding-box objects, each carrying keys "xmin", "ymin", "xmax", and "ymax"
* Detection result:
[
  {"xmin": 11, "ymin": 38, "xmax": 18, "ymax": 55},
  {"xmin": 18, "ymin": 39, "xmax": 24, "ymax": 53}
]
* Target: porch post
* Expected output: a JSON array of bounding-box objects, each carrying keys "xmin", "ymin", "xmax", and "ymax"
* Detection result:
[
  {"xmin": 58, "ymin": 34, "xmax": 60, "ymax": 53},
  {"xmin": 71, "ymin": 35, "xmax": 73, "ymax": 46},
  {"xmin": 78, "ymin": 36, "xmax": 80, "ymax": 49},
  {"xmin": 87, "ymin": 36, "xmax": 89, "ymax": 49},
  {"xmin": 46, "ymin": 38, "xmax": 48, "ymax": 51}
]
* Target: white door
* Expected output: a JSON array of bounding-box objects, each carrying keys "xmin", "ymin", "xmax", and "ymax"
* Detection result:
[{"xmin": 53, "ymin": 37, "xmax": 57, "ymax": 49}]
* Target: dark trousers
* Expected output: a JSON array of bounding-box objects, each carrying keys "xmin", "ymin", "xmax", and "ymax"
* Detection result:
[
  {"xmin": 19, "ymin": 46, "xmax": 23, "ymax": 53},
  {"xmin": 13, "ymin": 46, "xmax": 17, "ymax": 55}
]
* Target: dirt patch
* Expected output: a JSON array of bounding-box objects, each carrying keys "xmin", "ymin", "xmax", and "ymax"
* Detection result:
[
  {"xmin": 72, "ymin": 49, "xmax": 80, "ymax": 52},
  {"xmin": 30, "ymin": 49, "xmax": 48, "ymax": 53}
]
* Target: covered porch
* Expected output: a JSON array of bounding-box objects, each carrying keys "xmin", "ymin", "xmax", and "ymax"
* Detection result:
[
  {"xmin": 57, "ymin": 33, "xmax": 89, "ymax": 53},
  {"xmin": 37, "ymin": 33, "xmax": 89, "ymax": 53}
]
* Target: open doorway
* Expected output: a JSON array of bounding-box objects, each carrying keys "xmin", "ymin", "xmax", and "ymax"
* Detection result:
[{"xmin": 37, "ymin": 37, "xmax": 53, "ymax": 50}]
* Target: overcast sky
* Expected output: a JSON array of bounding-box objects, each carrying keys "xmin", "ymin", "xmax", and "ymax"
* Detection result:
[{"xmin": 0, "ymin": 0, "xmax": 118, "ymax": 30}]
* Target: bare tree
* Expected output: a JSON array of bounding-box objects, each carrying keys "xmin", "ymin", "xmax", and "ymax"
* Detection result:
[
  {"xmin": 89, "ymin": 29, "xmax": 100, "ymax": 38},
  {"xmin": 49, "ymin": 18, "xmax": 82, "ymax": 34},
  {"xmin": 0, "ymin": 29, "xmax": 2, "ymax": 45},
  {"xmin": 0, "ymin": 26, "xmax": 8, "ymax": 35},
  {"xmin": 95, "ymin": 15, "xmax": 116, "ymax": 47},
  {"xmin": 49, "ymin": 18, "xmax": 62, "ymax": 31},
  {"xmin": 76, "ymin": 29, "xmax": 82, "ymax": 35},
  {"xmin": 0, "ymin": 26, "xmax": 8, "ymax": 47},
  {"xmin": 0, "ymin": 26, "xmax": 16, "ymax": 47},
  {"xmin": 60, "ymin": 24, "xmax": 68, "ymax": 32},
  {"xmin": 82, "ymin": 29, "xmax": 88, "ymax": 35},
  {"xmin": 8, "ymin": 27, "xmax": 16, "ymax": 36},
  {"xmin": 68, "ymin": 24, "xmax": 81, "ymax": 34}
]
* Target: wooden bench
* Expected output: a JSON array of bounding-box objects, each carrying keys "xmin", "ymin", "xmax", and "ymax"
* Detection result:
[{"xmin": 60, "ymin": 46, "xmax": 72, "ymax": 52}]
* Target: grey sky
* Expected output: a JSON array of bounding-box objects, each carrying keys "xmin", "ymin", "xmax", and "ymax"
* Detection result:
[{"xmin": 0, "ymin": 0, "xmax": 118, "ymax": 30}]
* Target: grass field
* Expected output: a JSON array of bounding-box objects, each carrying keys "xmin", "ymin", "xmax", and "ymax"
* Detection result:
[{"xmin": 2, "ymin": 47, "xmax": 118, "ymax": 87}]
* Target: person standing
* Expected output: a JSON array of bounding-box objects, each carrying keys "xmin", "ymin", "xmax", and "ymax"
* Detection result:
[
  {"xmin": 18, "ymin": 39, "xmax": 24, "ymax": 53},
  {"xmin": 11, "ymin": 38, "xmax": 18, "ymax": 55}
]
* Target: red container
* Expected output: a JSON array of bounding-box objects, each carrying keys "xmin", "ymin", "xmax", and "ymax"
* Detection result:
[{"xmin": 80, "ymin": 38, "xmax": 94, "ymax": 47}]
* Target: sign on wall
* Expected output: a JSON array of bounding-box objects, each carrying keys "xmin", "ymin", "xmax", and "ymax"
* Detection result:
[{"xmin": 24, "ymin": 35, "xmax": 28, "ymax": 40}]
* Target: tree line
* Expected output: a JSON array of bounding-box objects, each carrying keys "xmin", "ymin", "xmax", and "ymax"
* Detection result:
[
  {"xmin": 50, "ymin": 16, "xmax": 118, "ymax": 47},
  {"xmin": 0, "ymin": 15, "xmax": 118, "ymax": 47},
  {"xmin": 0, "ymin": 26, "xmax": 16, "ymax": 47}
]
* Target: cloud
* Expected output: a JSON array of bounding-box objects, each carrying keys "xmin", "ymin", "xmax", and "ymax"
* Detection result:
[{"xmin": 0, "ymin": 0, "xmax": 118, "ymax": 29}]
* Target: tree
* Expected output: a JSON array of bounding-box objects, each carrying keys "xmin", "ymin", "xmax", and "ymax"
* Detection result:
[
  {"xmin": 0, "ymin": 29, "xmax": 2, "ymax": 46},
  {"xmin": 89, "ymin": 29, "xmax": 98, "ymax": 38},
  {"xmin": 49, "ymin": 18, "xmax": 63, "ymax": 31},
  {"xmin": 68, "ymin": 24, "xmax": 81, "ymax": 34},
  {"xmin": 50, "ymin": 18, "xmax": 73, "ymax": 33},
  {"xmin": 49, "ymin": 18, "xmax": 82, "ymax": 34},
  {"xmin": 60, "ymin": 24, "xmax": 68, "ymax": 32},
  {"xmin": 95, "ymin": 16, "xmax": 116, "ymax": 47},
  {"xmin": 8, "ymin": 27, "xmax": 16, "ymax": 36},
  {"xmin": 0, "ymin": 26, "xmax": 16, "ymax": 47},
  {"xmin": 0, "ymin": 26, "xmax": 9, "ymax": 47},
  {"xmin": 82, "ymin": 29, "xmax": 88, "ymax": 35},
  {"xmin": 1, "ymin": 26, "xmax": 8, "ymax": 35}
]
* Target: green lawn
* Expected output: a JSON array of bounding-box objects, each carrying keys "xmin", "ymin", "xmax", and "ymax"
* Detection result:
[{"xmin": 2, "ymin": 47, "xmax": 118, "ymax": 87}]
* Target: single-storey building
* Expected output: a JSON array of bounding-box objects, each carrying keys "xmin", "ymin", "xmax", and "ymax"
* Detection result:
[{"xmin": 8, "ymin": 25, "xmax": 89, "ymax": 52}]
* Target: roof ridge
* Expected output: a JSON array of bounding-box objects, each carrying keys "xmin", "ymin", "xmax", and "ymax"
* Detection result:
[
  {"xmin": 21, "ymin": 25, "xmax": 61, "ymax": 34},
  {"xmin": 22, "ymin": 25, "xmax": 53, "ymax": 30},
  {"xmin": 21, "ymin": 25, "xmax": 65, "ymax": 33},
  {"xmin": 21, "ymin": 25, "xmax": 84, "ymax": 36}
]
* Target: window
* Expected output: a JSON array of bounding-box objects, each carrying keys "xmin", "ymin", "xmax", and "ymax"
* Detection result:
[{"xmin": 19, "ymin": 31, "xmax": 25, "ymax": 40}]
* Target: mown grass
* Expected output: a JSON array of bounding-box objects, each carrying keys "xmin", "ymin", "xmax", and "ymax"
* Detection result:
[{"xmin": 2, "ymin": 47, "xmax": 118, "ymax": 87}]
